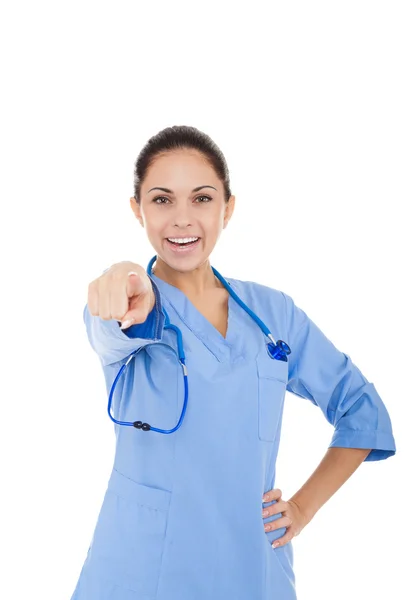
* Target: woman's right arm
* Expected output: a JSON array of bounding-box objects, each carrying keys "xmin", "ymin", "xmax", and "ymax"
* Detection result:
[{"xmin": 83, "ymin": 262, "xmax": 165, "ymax": 367}]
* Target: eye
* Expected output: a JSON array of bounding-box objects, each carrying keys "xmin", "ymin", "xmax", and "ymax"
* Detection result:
[
  {"xmin": 152, "ymin": 195, "xmax": 212, "ymax": 204},
  {"xmin": 195, "ymin": 195, "xmax": 212, "ymax": 203},
  {"xmin": 152, "ymin": 196, "xmax": 170, "ymax": 204}
]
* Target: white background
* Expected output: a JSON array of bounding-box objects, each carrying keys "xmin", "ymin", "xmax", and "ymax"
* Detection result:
[{"xmin": 1, "ymin": 1, "xmax": 409, "ymax": 599}]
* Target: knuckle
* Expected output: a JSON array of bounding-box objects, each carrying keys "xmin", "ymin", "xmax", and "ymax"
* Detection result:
[
  {"xmin": 111, "ymin": 268, "xmax": 124, "ymax": 280},
  {"xmin": 88, "ymin": 281, "xmax": 97, "ymax": 296}
]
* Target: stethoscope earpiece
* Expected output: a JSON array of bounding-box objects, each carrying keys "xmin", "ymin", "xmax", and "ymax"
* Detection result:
[{"xmin": 266, "ymin": 340, "xmax": 291, "ymax": 362}]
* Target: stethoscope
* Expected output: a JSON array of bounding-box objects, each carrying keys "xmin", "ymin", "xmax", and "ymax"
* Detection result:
[{"xmin": 107, "ymin": 255, "xmax": 291, "ymax": 434}]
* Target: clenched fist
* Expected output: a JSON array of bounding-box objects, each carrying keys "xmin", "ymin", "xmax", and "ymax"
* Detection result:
[{"xmin": 87, "ymin": 261, "xmax": 155, "ymax": 329}]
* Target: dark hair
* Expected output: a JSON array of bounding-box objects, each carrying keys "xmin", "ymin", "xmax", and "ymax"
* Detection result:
[{"xmin": 133, "ymin": 125, "xmax": 232, "ymax": 204}]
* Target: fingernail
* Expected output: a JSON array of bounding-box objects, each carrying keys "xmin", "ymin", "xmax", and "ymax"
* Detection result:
[
  {"xmin": 120, "ymin": 318, "xmax": 134, "ymax": 329},
  {"xmin": 272, "ymin": 542, "xmax": 280, "ymax": 548},
  {"xmin": 127, "ymin": 271, "xmax": 139, "ymax": 277},
  {"xmin": 263, "ymin": 495, "xmax": 269, "ymax": 502}
]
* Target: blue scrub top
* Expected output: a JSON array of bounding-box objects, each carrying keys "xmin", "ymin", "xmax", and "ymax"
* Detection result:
[{"xmin": 70, "ymin": 272, "xmax": 396, "ymax": 600}]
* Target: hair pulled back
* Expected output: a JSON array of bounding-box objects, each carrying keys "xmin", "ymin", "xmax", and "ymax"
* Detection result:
[{"xmin": 133, "ymin": 125, "xmax": 232, "ymax": 204}]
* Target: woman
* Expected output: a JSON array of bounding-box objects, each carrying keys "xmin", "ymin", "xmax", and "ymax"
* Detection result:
[{"xmin": 70, "ymin": 125, "xmax": 396, "ymax": 600}]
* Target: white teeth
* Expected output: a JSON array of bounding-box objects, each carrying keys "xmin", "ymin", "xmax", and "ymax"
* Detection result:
[{"xmin": 167, "ymin": 237, "xmax": 199, "ymax": 244}]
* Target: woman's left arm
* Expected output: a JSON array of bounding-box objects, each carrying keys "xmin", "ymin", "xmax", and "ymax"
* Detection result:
[
  {"xmin": 289, "ymin": 445, "xmax": 372, "ymax": 522},
  {"xmin": 263, "ymin": 446, "xmax": 371, "ymax": 547},
  {"xmin": 282, "ymin": 290, "xmax": 397, "ymax": 462},
  {"xmin": 262, "ymin": 291, "xmax": 396, "ymax": 548}
]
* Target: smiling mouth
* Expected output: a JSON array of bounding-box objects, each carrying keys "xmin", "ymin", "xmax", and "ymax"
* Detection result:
[
  {"xmin": 165, "ymin": 237, "xmax": 201, "ymax": 250},
  {"xmin": 166, "ymin": 237, "xmax": 200, "ymax": 245}
]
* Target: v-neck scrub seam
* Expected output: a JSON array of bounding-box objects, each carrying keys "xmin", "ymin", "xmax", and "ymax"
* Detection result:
[
  {"xmin": 150, "ymin": 274, "xmax": 243, "ymax": 362},
  {"xmin": 161, "ymin": 294, "xmax": 234, "ymax": 361}
]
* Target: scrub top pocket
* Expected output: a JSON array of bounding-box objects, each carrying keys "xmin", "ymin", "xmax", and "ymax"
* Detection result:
[
  {"xmin": 256, "ymin": 348, "xmax": 288, "ymax": 442},
  {"xmin": 88, "ymin": 468, "xmax": 171, "ymax": 597}
]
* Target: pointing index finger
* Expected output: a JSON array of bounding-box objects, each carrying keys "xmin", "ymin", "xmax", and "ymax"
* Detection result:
[{"xmin": 127, "ymin": 270, "xmax": 148, "ymax": 296}]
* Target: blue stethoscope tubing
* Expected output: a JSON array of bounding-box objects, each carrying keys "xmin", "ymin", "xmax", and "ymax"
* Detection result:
[{"xmin": 107, "ymin": 255, "xmax": 291, "ymax": 434}]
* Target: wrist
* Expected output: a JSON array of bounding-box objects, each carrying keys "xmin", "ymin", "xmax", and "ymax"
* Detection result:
[{"xmin": 288, "ymin": 496, "xmax": 317, "ymax": 527}]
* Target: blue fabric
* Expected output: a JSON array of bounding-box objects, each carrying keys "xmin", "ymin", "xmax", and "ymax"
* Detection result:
[
  {"xmin": 282, "ymin": 291, "xmax": 395, "ymax": 462},
  {"xmin": 73, "ymin": 273, "xmax": 396, "ymax": 600}
]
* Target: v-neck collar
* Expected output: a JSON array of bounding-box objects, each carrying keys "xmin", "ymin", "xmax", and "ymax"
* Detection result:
[{"xmin": 149, "ymin": 272, "xmax": 242, "ymax": 362}]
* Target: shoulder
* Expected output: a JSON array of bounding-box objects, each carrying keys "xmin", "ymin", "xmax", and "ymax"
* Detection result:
[
  {"xmin": 224, "ymin": 276, "xmax": 292, "ymax": 334},
  {"xmin": 224, "ymin": 276, "xmax": 306, "ymax": 334},
  {"xmin": 225, "ymin": 276, "xmax": 287, "ymax": 308}
]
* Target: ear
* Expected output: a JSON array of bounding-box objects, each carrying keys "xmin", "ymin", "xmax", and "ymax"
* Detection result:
[
  {"xmin": 130, "ymin": 197, "xmax": 144, "ymax": 227},
  {"xmin": 223, "ymin": 195, "xmax": 236, "ymax": 228}
]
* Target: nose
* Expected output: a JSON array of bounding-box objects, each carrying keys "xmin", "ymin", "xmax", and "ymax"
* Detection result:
[{"xmin": 172, "ymin": 202, "xmax": 193, "ymax": 229}]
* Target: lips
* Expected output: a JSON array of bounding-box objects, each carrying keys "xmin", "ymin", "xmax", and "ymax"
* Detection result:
[
  {"xmin": 165, "ymin": 237, "xmax": 201, "ymax": 253},
  {"xmin": 166, "ymin": 237, "xmax": 200, "ymax": 242}
]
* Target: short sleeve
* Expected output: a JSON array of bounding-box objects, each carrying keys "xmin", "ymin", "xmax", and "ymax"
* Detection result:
[
  {"xmin": 281, "ymin": 291, "xmax": 396, "ymax": 462},
  {"xmin": 83, "ymin": 273, "xmax": 165, "ymax": 367}
]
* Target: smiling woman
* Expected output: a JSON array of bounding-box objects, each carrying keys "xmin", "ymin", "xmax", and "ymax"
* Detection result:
[
  {"xmin": 128, "ymin": 131, "xmax": 235, "ymax": 291},
  {"xmin": 71, "ymin": 125, "xmax": 396, "ymax": 600}
]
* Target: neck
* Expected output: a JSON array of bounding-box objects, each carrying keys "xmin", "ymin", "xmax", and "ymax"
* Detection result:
[{"xmin": 152, "ymin": 256, "xmax": 222, "ymax": 296}]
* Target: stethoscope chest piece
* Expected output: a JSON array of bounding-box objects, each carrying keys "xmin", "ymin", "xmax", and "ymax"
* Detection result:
[{"xmin": 266, "ymin": 340, "xmax": 291, "ymax": 362}]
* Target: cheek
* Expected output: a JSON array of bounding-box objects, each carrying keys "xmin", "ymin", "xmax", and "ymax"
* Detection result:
[
  {"xmin": 143, "ymin": 227, "xmax": 165, "ymax": 255},
  {"xmin": 144, "ymin": 213, "xmax": 168, "ymax": 238},
  {"xmin": 203, "ymin": 212, "xmax": 224, "ymax": 235}
]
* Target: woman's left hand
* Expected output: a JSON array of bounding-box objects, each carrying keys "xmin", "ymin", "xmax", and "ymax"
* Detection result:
[{"xmin": 262, "ymin": 488, "xmax": 310, "ymax": 548}]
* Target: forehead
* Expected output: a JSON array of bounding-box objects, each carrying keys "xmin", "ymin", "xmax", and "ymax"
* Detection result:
[{"xmin": 143, "ymin": 151, "xmax": 218, "ymax": 189}]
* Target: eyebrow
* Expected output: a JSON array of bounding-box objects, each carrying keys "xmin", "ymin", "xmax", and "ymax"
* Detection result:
[{"xmin": 147, "ymin": 185, "xmax": 217, "ymax": 194}]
